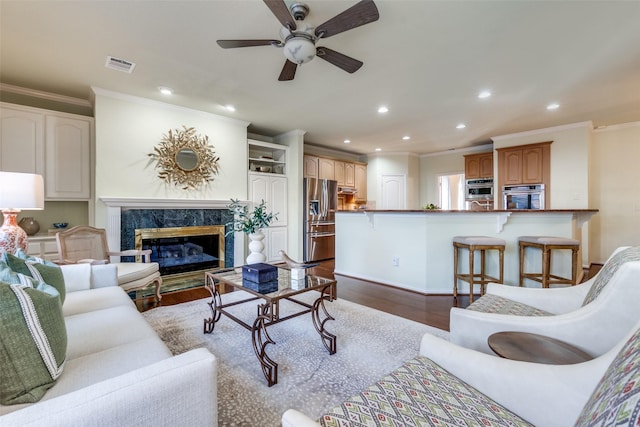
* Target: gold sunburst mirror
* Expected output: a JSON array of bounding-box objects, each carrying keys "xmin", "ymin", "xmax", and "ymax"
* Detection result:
[{"xmin": 149, "ymin": 126, "xmax": 220, "ymax": 190}]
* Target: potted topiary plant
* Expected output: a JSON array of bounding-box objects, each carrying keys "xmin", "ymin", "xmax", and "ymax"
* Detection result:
[{"xmin": 226, "ymin": 199, "xmax": 278, "ymax": 263}]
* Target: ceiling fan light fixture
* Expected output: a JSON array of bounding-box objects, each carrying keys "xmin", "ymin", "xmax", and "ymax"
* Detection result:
[{"xmin": 283, "ymin": 36, "xmax": 316, "ymax": 65}]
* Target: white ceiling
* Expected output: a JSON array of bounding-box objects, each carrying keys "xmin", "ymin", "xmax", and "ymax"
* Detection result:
[{"xmin": 1, "ymin": 0, "xmax": 639, "ymax": 155}]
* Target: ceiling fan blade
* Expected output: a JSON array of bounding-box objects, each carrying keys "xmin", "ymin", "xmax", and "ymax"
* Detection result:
[
  {"xmin": 315, "ymin": 0, "xmax": 379, "ymax": 39},
  {"xmin": 278, "ymin": 60, "xmax": 297, "ymax": 81},
  {"xmin": 316, "ymin": 47, "xmax": 363, "ymax": 73},
  {"xmin": 263, "ymin": 0, "xmax": 296, "ymax": 31},
  {"xmin": 217, "ymin": 39, "xmax": 280, "ymax": 49}
]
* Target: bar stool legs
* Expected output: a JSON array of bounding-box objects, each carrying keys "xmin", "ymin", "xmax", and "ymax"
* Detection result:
[
  {"xmin": 519, "ymin": 236, "xmax": 580, "ymax": 288},
  {"xmin": 453, "ymin": 236, "xmax": 506, "ymax": 303}
]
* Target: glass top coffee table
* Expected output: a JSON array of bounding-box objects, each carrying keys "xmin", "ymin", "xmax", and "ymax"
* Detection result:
[{"xmin": 203, "ymin": 267, "xmax": 337, "ymax": 386}]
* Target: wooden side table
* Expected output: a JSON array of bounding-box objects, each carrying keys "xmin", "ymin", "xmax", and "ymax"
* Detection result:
[{"xmin": 488, "ymin": 331, "xmax": 593, "ymax": 365}]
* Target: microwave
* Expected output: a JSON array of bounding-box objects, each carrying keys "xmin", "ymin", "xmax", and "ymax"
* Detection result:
[
  {"xmin": 465, "ymin": 178, "xmax": 494, "ymax": 200},
  {"xmin": 503, "ymin": 184, "xmax": 545, "ymax": 210}
]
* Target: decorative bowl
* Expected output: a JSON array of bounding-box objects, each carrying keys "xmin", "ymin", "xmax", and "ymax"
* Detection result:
[
  {"xmin": 53, "ymin": 222, "xmax": 68, "ymax": 229},
  {"xmin": 258, "ymin": 166, "xmax": 271, "ymax": 173}
]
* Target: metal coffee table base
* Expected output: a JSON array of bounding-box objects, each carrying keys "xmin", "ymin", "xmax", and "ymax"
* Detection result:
[{"xmin": 203, "ymin": 280, "xmax": 336, "ymax": 386}]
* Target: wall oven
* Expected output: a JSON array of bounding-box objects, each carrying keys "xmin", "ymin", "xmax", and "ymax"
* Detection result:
[
  {"xmin": 502, "ymin": 184, "xmax": 545, "ymax": 210},
  {"xmin": 465, "ymin": 178, "xmax": 494, "ymax": 200}
]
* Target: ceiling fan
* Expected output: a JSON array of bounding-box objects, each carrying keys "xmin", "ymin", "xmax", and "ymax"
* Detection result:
[{"xmin": 217, "ymin": 0, "xmax": 379, "ymax": 81}]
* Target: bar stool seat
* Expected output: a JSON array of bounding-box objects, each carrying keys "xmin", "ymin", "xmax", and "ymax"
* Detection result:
[
  {"xmin": 453, "ymin": 236, "xmax": 506, "ymax": 303},
  {"xmin": 519, "ymin": 236, "xmax": 580, "ymax": 288}
]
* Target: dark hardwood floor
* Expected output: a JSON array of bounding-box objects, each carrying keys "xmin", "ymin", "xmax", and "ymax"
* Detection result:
[{"xmin": 137, "ymin": 260, "xmax": 603, "ymax": 332}]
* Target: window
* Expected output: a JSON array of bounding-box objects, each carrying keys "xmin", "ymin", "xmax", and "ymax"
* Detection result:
[{"xmin": 438, "ymin": 174, "xmax": 465, "ymax": 210}]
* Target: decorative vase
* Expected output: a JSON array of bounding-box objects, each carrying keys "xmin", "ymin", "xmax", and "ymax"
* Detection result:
[
  {"xmin": 18, "ymin": 216, "xmax": 40, "ymax": 236},
  {"xmin": 246, "ymin": 231, "xmax": 266, "ymax": 264}
]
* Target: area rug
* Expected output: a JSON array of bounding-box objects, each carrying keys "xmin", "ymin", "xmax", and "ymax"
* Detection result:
[{"xmin": 142, "ymin": 291, "xmax": 449, "ymax": 427}]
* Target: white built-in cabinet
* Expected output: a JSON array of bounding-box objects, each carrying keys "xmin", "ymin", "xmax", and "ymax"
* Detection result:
[
  {"xmin": 0, "ymin": 103, "xmax": 92, "ymax": 200},
  {"xmin": 248, "ymin": 139, "xmax": 288, "ymax": 263}
]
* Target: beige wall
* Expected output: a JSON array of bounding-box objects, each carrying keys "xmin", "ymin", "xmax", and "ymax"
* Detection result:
[
  {"xmin": 92, "ymin": 88, "xmax": 249, "ymax": 228},
  {"xmin": 419, "ymin": 151, "xmax": 466, "ymax": 207},
  {"xmin": 590, "ymin": 122, "xmax": 640, "ymax": 262},
  {"xmin": 367, "ymin": 153, "xmax": 421, "ymax": 209}
]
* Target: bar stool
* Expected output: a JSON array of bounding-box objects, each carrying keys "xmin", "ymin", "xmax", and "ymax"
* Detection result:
[
  {"xmin": 453, "ymin": 236, "xmax": 506, "ymax": 303},
  {"xmin": 519, "ymin": 236, "xmax": 580, "ymax": 288}
]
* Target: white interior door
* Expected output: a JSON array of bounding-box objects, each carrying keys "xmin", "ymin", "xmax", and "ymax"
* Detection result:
[{"xmin": 381, "ymin": 174, "xmax": 406, "ymax": 209}]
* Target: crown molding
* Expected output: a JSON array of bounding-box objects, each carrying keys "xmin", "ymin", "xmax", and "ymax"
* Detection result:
[
  {"xmin": 420, "ymin": 143, "xmax": 494, "ymax": 158},
  {"xmin": 491, "ymin": 121, "xmax": 593, "ymax": 142},
  {"xmin": 593, "ymin": 121, "xmax": 640, "ymax": 133},
  {"xmin": 0, "ymin": 83, "xmax": 92, "ymax": 108}
]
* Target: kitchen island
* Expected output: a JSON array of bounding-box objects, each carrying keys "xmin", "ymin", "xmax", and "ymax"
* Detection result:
[{"xmin": 335, "ymin": 209, "xmax": 598, "ymax": 294}]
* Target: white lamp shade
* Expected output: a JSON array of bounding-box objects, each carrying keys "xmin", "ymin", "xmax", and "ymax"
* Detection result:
[{"xmin": 0, "ymin": 171, "xmax": 45, "ymax": 210}]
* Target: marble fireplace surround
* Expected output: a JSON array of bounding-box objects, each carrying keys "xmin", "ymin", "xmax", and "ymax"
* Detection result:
[{"xmin": 100, "ymin": 197, "xmax": 245, "ymax": 268}]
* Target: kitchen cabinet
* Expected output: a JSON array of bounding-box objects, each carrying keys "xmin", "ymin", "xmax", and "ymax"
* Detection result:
[
  {"xmin": 344, "ymin": 162, "xmax": 355, "ymax": 186},
  {"xmin": 334, "ymin": 160, "xmax": 345, "ymax": 185},
  {"xmin": 464, "ymin": 152, "xmax": 493, "ymax": 179},
  {"xmin": 354, "ymin": 163, "xmax": 367, "ymax": 201},
  {"xmin": 249, "ymin": 172, "xmax": 288, "ymax": 262},
  {"xmin": 248, "ymin": 139, "xmax": 286, "ymax": 175},
  {"xmin": 498, "ymin": 142, "xmax": 550, "ymax": 186},
  {"xmin": 318, "ymin": 158, "xmax": 335, "ymax": 180},
  {"xmin": 497, "ymin": 141, "xmax": 552, "ymax": 208},
  {"xmin": 303, "ymin": 155, "xmax": 318, "ymax": 179},
  {"xmin": 0, "ymin": 102, "xmax": 92, "ymax": 200},
  {"xmin": 45, "ymin": 114, "xmax": 91, "ymax": 199}
]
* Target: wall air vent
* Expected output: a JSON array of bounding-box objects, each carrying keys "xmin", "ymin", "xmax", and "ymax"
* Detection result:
[{"xmin": 105, "ymin": 56, "xmax": 136, "ymax": 73}]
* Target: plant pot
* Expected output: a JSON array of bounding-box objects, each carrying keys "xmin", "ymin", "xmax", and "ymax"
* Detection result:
[{"xmin": 246, "ymin": 231, "xmax": 266, "ymax": 264}]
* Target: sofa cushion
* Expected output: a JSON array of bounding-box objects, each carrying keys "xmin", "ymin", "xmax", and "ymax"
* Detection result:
[
  {"xmin": 319, "ymin": 355, "xmax": 533, "ymax": 427},
  {"xmin": 466, "ymin": 293, "xmax": 553, "ymax": 316},
  {"xmin": 575, "ymin": 327, "xmax": 640, "ymax": 426},
  {"xmin": 0, "ymin": 282, "xmax": 66, "ymax": 405},
  {"xmin": 62, "ymin": 286, "xmax": 134, "ymax": 317},
  {"xmin": 582, "ymin": 246, "xmax": 640, "ymax": 306}
]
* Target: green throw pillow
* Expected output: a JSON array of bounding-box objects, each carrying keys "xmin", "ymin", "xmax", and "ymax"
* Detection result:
[
  {"xmin": 2, "ymin": 253, "xmax": 66, "ymax": 303},
  {"xmin": 0, "ymin": 281, "xmax": 67, "ymax": 405},
  {"xmin": 0, "ymin": 259, "xmax": 60, "ymax": 299}
]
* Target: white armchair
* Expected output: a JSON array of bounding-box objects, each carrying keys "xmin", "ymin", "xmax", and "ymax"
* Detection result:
[
  {"xmin": 283, "ymin": 320, "xmax": 640, "ymax": 427},
  {"xmin": 56, "ymin": 225, "xmax": 163, "ymax": 300},
  {"xmin": 450, "ymin": 246, "xmax": 640, "ymax": 357}
]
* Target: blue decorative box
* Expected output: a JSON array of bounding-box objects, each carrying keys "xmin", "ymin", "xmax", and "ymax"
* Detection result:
[
  {"xmin": 242, "ymin": 279, "xmax": 279, "ymax": 294},
  {"xmin": 242, "ymin": 263, "xmax": 278, "ymax": 283}
]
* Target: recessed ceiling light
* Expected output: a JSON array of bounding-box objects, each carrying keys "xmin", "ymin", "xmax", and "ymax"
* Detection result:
[
  {"xmin": 375, "ymin": 148, "xmax": 382, "ymax": 151},
  {"xmin": 225, "ymin": 105, "xmax": 236, "ymax": 112},
  {"xmin": 478, "ymin": 90, "xmax": 491, "ymax": 99},
  {"xmin": 377, "ymin": 106, "xmax": 389, "ymax": 113},
  {"xmin": 158, "ymin": 87, "xmax": 173, "ymax": 95},
  {"xmin": 402, "ymin": 136, "xmax": 410, "ymax": 141},
  {"xmin": 546, "ymin": 103, "xmax": 560, "ymax": 110},
  {"xmin": 343, "ymin": 139, "xmax": 351, "ymax": 144},
  {"xmin": 456, "ymin": 123, "xmax": 466, "ymax": 129}
]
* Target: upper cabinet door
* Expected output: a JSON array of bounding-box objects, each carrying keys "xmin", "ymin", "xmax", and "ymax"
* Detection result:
[
  {"xmin": 303, "ymin": 155, "xmax": 318, "ymax": 179},
  {"xmin": 502, "ymin": 150, "xmax": 523, "ymax": 185},
  {"xmin": 0, "ymin": 106, "xmax": 45, "ymax": 174},
  {"xmin": 45, "ymin": 115, "xmax": 91, "ymax": 199},
  {"xmin": 344, "ymin": 162, "xmax": 355, "ymax": 186},
  {"xmin": 522, "ymin": 146, "xmax": 544, "ymax": 183},
  {"xmin": 318, "ymin": 158, "xmax": 335, "ymax": 180},
  {"xmin": 334, "ymin": 160, "xmax": 345, "ymax": 185},
  {"xmin": 479, "ymin": 154, "xmax": 494, "ymax": 178}
]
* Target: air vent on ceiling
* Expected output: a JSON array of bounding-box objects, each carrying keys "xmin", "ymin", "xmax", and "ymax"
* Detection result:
[{"xmin": 105, "ymin": 56, "xmax": 136, "ymax": 73}]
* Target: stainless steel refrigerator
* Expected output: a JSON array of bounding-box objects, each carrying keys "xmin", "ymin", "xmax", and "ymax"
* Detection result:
[{"xmin": 303, "ymin": 178, "xmax": 338, "ymax": 262}]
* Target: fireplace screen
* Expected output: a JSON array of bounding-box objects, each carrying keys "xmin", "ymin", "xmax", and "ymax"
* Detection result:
[{"xmin": 135, "ymin": 225, "xmax": 225, "ymax": 276}]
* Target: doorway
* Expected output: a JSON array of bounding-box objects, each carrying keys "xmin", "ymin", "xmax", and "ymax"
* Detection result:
[{"xmin": 438, "ymin": 173, "xmax": 465, "ymax": 210}]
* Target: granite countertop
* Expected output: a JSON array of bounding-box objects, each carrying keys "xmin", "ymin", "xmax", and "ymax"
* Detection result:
[{"xmin": 337, "ymin": 209, "xmax": 599, "ymax": 213}]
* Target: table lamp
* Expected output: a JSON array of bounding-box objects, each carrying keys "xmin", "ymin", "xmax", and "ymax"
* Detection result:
[{"xmin": 0, "ymin": 171, "xmax": 45, "ymax": 254}]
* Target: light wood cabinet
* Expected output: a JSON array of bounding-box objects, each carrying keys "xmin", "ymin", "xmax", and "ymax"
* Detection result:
[
  {"xmin": 318, "ymin": 158, "xmax": 335, "ymax": 180},
  {"xmin": 45, "ymin": 114, "xmax": 91, "ymax": 199},
  {"xmin": 303, "ymin": 155, "xmax": 318, "ymax": 179},
  {"xmin": 344, "ymin": 162, "xmax": 355, "ymax": 186},
  {"xmin": 464, "ymin": 152, "xmax": 493, "ymax": 179},
  {"xmin": 521, "ymin": 146, "xmax": 544, "ymax": 184},
  {"xmin": 334, "ymin": 160, "xmax": 345, "ymax": 185},
  {"xmin": 354, "ymin": 163, "xmax": 367, "ymax": 201}
]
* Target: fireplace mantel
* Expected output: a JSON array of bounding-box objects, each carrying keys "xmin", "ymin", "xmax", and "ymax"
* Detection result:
[
  {"xmin": 100, "ymin": 197, "xmax": 248, "ymax": 209},
  {"xmin": 100, "ymin": 197, "xmax": 245, "ymax": 266}
]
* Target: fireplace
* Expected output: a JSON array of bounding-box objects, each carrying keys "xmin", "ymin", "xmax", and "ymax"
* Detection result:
[{"xmin": 135, "ymin": 225, "xmax": 225, "ymax": 276}]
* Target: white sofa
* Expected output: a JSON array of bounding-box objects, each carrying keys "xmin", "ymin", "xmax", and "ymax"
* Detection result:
[
  {"xmin": 449, "ymin": 246, "xmax": 640, "ymax": 357},
  {"xmin": 0, "ymin": 263, "xmax": 217, "ymax": 427}
]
